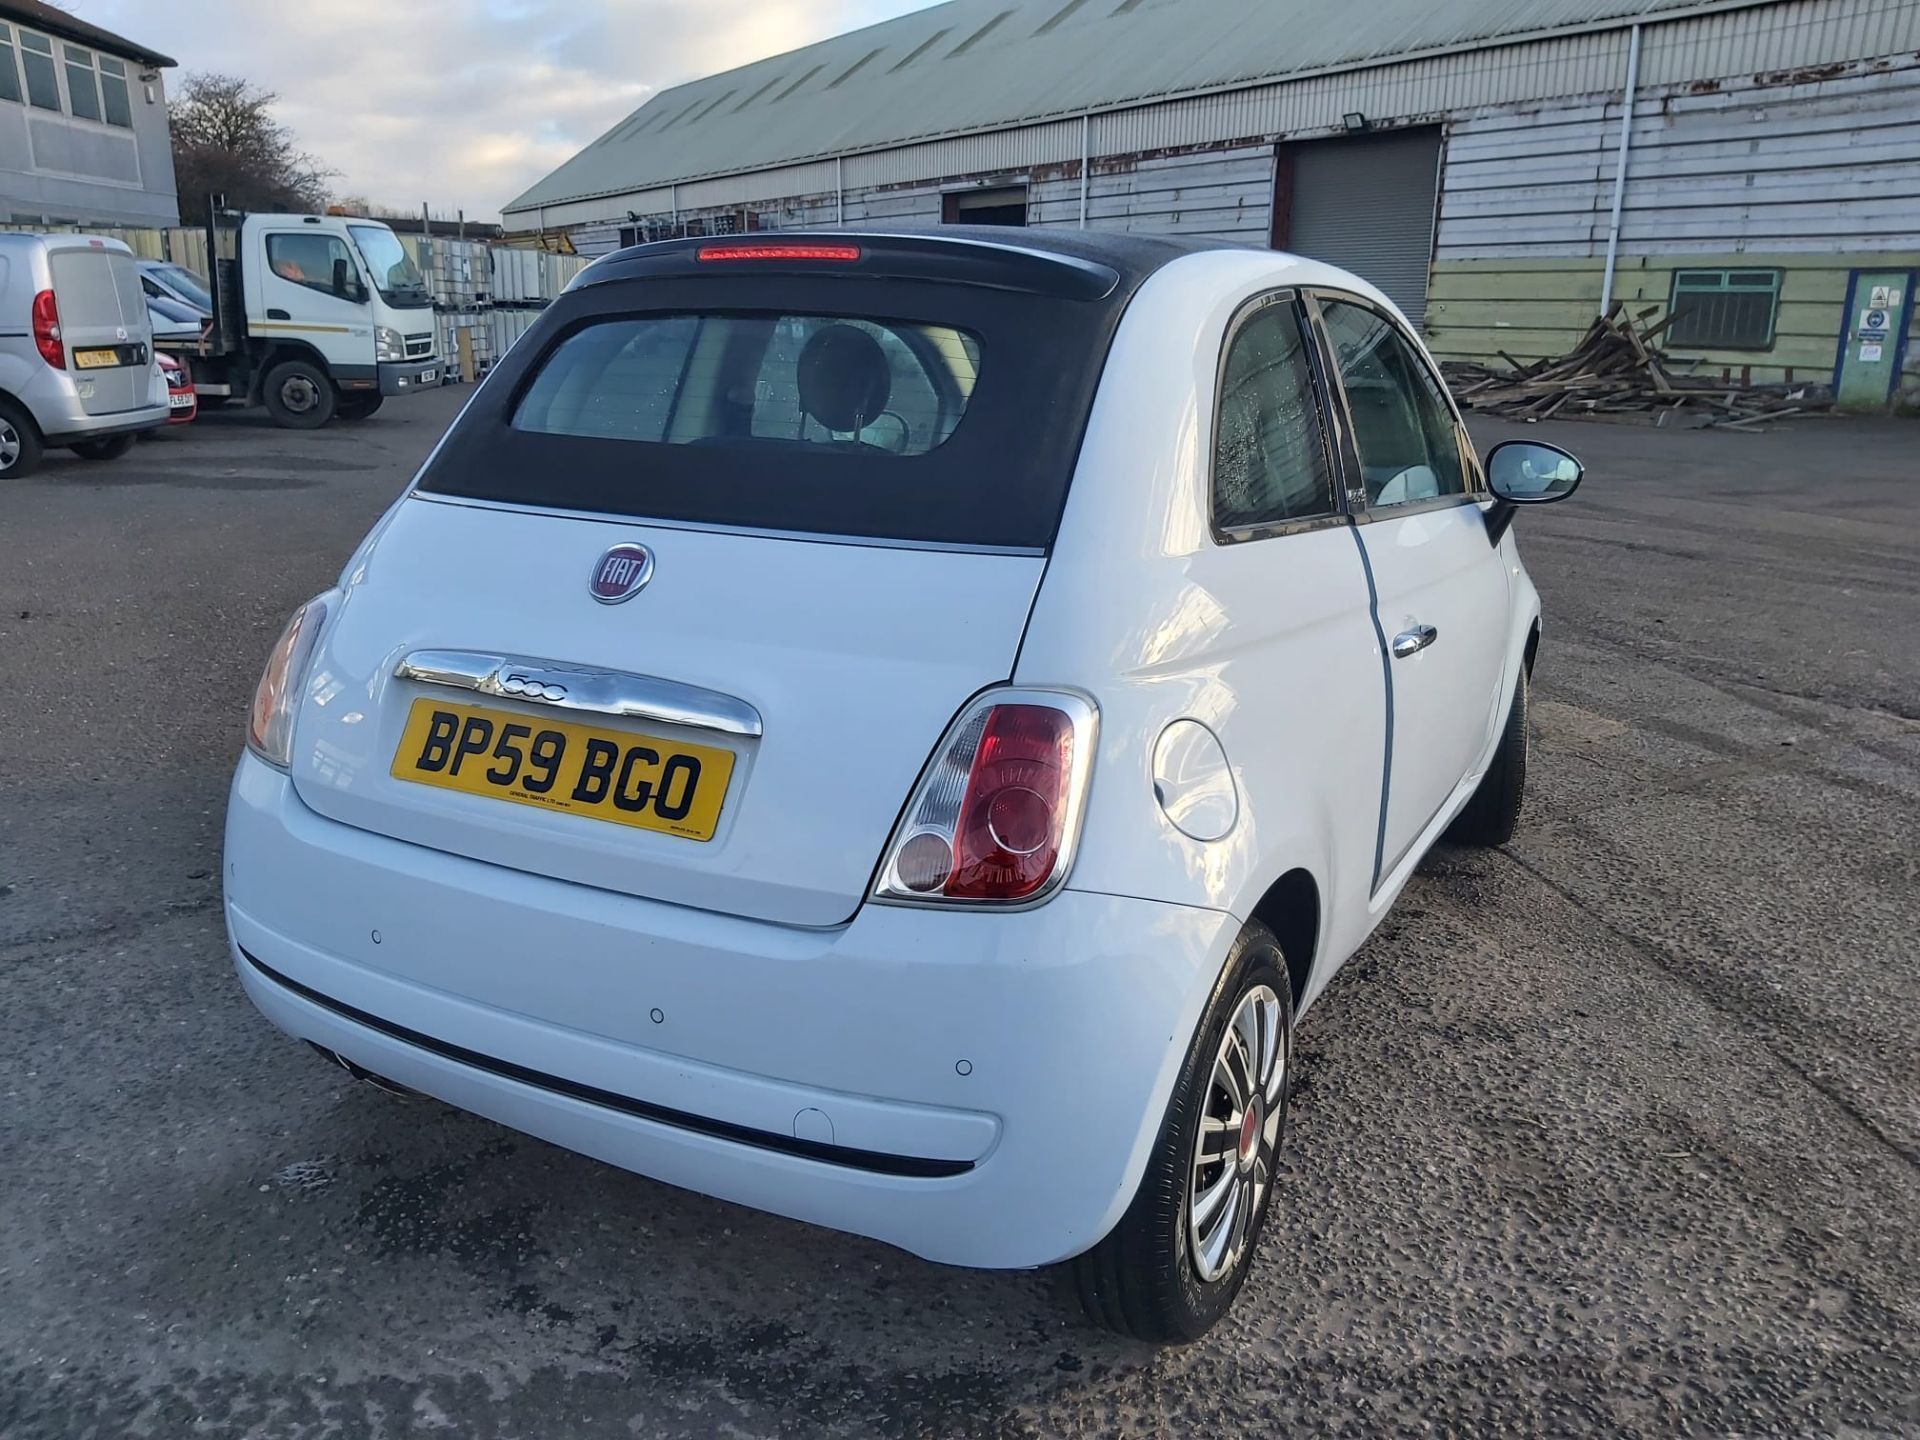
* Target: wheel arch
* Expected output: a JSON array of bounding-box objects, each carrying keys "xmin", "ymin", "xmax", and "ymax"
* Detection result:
[
  {"xmin": 254, "ymin": 342, "xmax": 335, "ymax": 402},
  {"xmin": 1247, "ymin": 867, "xmax": 1320, "ymax": 1014},
  {"xmin": 0, "ymin": 386, "xmax": 46, "ymax": 441}
]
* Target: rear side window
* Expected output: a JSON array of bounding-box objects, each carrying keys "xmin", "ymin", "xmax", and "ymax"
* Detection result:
[
  {"xmin": 1213, "ymin": 298, "xmax": 1337, "ymax": 530},
  {"xmin": 517, "ymin": 314, "xmax": 981, "ymax": 457}
]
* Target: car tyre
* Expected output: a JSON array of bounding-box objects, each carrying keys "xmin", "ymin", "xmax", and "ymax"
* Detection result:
[
  {"xmin": 336, "ymin": 392, "xmax": 384, "ymax": 421},
  {"xmin": 1448, "ymin": 670, "xmax": 1528, "ymax": 847},
  {"xmin": 262, "ymin": 359, "xmax": 337, "ymax": 429},
  {"xmin": 1069, "ymin": 919, "xmax": 1294, "ymax": 1343},
  {"xmin": 69, "ymin": 433, "xmax": 137, "ymax": 461},
  {"xmin": 0, "ymin": 399, "xmax": 43, "ymax": 479}
]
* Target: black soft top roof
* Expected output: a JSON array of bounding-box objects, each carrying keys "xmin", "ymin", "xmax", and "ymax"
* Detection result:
[{"xmin": 579, "ymin": 226, "xmax": 1250, "ymax": 306}]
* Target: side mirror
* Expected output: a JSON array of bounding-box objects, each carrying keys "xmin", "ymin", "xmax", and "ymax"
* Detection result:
[
  {"xmin": 331, "ymin": 256, "xmax": 364, "ymax": 302},
  {"xmin": 1486, "ymin": 440, "xmax": 1583, "ymax": 504}
]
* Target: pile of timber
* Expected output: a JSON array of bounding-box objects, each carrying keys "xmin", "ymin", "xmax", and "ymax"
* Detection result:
[{"xmin": 1443, "ymin": 304, "xmax": 1831, "ymax": 429}]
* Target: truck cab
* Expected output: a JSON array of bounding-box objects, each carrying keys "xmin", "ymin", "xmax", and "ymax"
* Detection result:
[{"xmin": 189, "ymin": 210, "xmax": 440, "ymax": 428}]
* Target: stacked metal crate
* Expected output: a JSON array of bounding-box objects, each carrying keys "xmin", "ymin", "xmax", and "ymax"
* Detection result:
[
  {"xmin": 487, "ymin": 247, "xmax": 588, "ymax": 369},
  {"xmin": 403, "ymin": 235, "xmax": 497, "ymax": 381}
]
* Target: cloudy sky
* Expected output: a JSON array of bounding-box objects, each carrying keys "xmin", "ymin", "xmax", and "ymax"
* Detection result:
[{"xmin": 80, "ymin": 0, "xmax": 939, "ymax": 222}]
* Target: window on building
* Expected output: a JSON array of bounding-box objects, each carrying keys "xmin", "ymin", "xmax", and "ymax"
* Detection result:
[
  {"xmin": 1212, "ymin": 296, "xmax": 1338, "ymax": 531},
  {"xmin": 0, "ymin": 25, "xmax": 24, "ymax": 104},
  {"xmin": 1318, "ymin": 298, "xmax": 1465, "ymax": 509},
  {"xmin": 942, "ymin": 185, "xmax": 1028, "ymax": 227},
  {"xmin": 1667, "ymin": 269, "xmax": 1783, "ymax": 351},
  {"xmin": 98, "ymin": 56, "xmax": 132, "ymax": 128},
  {"xmin": 17, "ymin": 31, "xmax": 60, "ymax": 111},
  {"xmin": 63, "ymin": 45, "xmax": 100, "ymax": 122}
]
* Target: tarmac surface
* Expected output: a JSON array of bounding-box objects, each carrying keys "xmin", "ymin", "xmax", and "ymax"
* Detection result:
[{"xmin": 2, "ymin": 388, "xmax": 1915, "ymax": 1437}]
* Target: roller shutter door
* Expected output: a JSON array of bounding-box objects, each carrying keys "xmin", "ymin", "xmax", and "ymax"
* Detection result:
[{"xmin": 1283, "ymin": 129, "xmax": 1443, "ymax": 330}]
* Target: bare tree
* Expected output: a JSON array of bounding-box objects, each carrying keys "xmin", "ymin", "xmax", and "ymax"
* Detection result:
[{"xmin": 169, "ymin": 73, "xmax": 335, "ymax": 220}]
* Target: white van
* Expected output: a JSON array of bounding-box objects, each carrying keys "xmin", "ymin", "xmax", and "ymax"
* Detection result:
[{"xmin": 0, "ymin": 233, "xmax": 168, "ymax": 477}]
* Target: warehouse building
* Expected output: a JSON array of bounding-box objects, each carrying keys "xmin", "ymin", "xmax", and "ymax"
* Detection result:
[{"xmin": 505, "ymin": 0, "xmax": 1920, "ymax": 407}]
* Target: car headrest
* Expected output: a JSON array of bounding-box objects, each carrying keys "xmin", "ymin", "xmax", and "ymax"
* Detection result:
[{"xmin": 796, "ymin": 324, "xmax": 892, "ymax": 435}]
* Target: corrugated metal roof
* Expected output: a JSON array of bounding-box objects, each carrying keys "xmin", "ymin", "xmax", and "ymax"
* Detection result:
[{"xmin": 505, "ymin": 0, "xmax": 1778, "ymax": 213}]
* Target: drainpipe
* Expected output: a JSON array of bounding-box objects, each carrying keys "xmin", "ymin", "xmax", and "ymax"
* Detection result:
[
  {"xmin": 671, "ymin": 181, "xmax": 679, "ymax": 237},
  {"xmin": 1079, "ymin": 114, "xmax": 1091, "ymax": 228},
  {"xmin": 836, "ymin": 155, "xmax": 845, "ymax": 226},
  {"xmin": 1599, "ymin": 22, "xmax": 1643, "ymax": 316}
]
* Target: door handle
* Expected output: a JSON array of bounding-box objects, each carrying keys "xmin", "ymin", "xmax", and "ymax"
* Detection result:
[
  {"xmin": 266, "ymin": 308, "xmax": 290, "ymax": 321},
  {"xmin": 1392, "ymin": 624, "xmax": 1439, "ymax": 660}
]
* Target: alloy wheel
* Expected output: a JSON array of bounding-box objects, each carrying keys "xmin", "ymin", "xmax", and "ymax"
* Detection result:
[
  {"xmin": 1188, "ymin": 982, "xmax": 1287, "ymax": 1283},
  {"xmin": 0, "ymin": 419, "xmax": 20, "ymax": 472}
]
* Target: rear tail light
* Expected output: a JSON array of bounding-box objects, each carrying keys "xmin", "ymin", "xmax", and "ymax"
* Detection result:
[
  {"xmin": 31, "ymin": 290, "xmax": 63, "ymax": 369},
  {"xmin": 247, "ymin": 593, "xmax": 333, "ymax": 770},
  {"xmin": 874, "ymin": 690, "xmax": 1098, "ymax": 907}
]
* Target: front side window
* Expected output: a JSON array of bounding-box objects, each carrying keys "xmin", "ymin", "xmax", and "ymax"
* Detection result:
[
  {"xmin": 266, "ymin": 233, "xmax": 357, "ymax": 297},
  {"xmin": 1212, "ymin": 297, "xmax": 1337, "ymax": 530},
  {"xmin": 516, "ymin": 313, "xmax": 981, "ymax": 457},
  {"xmin": 1318, "ymin": 299, "xmax": 1464, "ymax": 509},
  {"xmin": 18, "ymin": 31, "xmax": 59, "ymax": 111},
  {"xmin": 62, "ymin": 45, "xmax": 99, "ymax": 122}
]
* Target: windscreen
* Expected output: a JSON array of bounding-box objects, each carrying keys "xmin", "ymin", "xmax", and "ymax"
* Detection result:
[
  {"xmin": 418, "ymin": 269, "xmax": 1123, "ymax": 549},
  {"xmin": 348, "ymin": 226, "xmax": 429, "ymax": 305},
  {"xmin": 152, "ymin": 263, "xmax": 212, "ymax": 311}
]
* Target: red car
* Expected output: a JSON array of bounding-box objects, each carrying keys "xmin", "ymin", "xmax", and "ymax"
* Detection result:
[{"xmin": 159, "ymin": 352, "xmax": 197, "ymax": 424}]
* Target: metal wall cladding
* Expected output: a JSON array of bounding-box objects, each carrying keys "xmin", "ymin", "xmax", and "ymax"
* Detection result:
[
  {"xmin": 503, "ymin": 0, "xmax": 1751, "ymax": 215},
  {"xmin": 1438, "ymin": 56, "xmax": 1920, "ymax": 260},
  {"xmin": 532, "ymin": 0, "xmax": 1915, "ymax": 237}
]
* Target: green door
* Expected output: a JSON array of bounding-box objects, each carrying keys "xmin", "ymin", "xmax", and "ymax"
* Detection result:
[{"xmin": 1834, "ymin": 269, "xmax": 1914, "ymax": 410}]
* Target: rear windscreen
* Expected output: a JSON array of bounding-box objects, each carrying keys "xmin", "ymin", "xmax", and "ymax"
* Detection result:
[
  {"xmin": 516, "ymin": 314, "xmax": 982, "ymax": 459},
  {"xmin": 51, "ymin": 250, "xmax": 143, "ymax": 331},
  {"xmin": 416, "ymin": 271, "xmax": 1124, "ymax": 550}
]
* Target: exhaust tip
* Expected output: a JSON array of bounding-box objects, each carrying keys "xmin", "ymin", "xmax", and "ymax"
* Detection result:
[{"xmin": 307, "ymin": 1040, "xmax": 415, "ymax": 1099}]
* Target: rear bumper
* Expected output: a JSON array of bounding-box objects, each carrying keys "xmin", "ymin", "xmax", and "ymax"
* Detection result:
[
  {"xmin": 225, "ymin": 754, "xmax": 1237, "ymax": 1268},
  {"xmin": 378, "ymin": 358, "xmax": 441, "ymax": 395},
  {"xmin": 46, "ymin": 407, "xmax": 169, "ymax": 441}
]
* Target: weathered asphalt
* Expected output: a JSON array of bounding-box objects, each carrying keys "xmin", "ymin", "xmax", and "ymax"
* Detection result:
[{"xmin": 1, "ymin": 390, "xmax": 1915, "ymax": 1438}]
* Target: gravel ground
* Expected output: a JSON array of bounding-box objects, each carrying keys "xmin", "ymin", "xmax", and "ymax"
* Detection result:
[{"xmin": 1, "ymin": 392, "xmax": 1915, "ymax": 1438}]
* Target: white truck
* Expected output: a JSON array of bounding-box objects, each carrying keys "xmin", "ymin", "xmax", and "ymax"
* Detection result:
[{"xmin": 182, "ymin": 205, "xmax": 441, "ymax": 428}]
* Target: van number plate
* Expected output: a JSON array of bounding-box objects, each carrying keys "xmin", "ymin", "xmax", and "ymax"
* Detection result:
[
  {"xmin": 390, "ymin": 699, "xmax": 735, "ymax": 842},
  {"xmin": 73, "ymin": 348, "xmax": 120, "ymax": 369}
]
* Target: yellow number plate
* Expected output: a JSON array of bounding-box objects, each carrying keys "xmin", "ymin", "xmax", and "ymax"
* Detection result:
[
  {"xmin": 390, "ymin": 699, "xmax": 735, "ymax": 842},
  {"xmin": 73, "ymin": 348, "xmax": 120, "ymax": 369}
]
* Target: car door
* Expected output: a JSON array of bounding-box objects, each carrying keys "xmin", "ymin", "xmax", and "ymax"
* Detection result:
[
  {"xmin": 256, "ymin": 228, "xmax": 368, "ymax": 345},
  {"xmin": 1310, "ymin": 294, "xmax": 1511, "ymax": 887},
  {"xmin": 1198, "ymin": 290, "xmax": 1386, "ymax": 983}
]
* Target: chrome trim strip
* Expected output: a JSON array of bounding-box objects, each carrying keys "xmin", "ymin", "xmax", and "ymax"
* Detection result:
[
  {"xmin": 1349, "ymin": 492, "xmax": 1484, "ymax": 526},
  {"xmin": 393, "ymin": 650, "xmax": 763, "ymax": 737},
  {"xmin": 407, "ymin": 491, "xmax": 1047, "ymax": 558}
]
